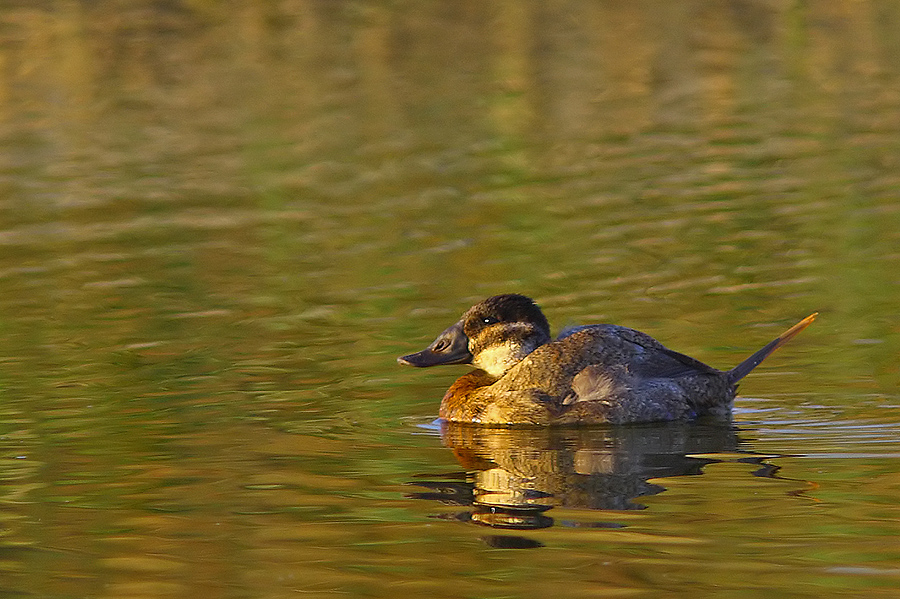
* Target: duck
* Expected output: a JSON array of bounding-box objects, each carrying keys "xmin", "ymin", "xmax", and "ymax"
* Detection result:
[{"xmin": 398, "ymin": 294, "xmax": 816, "ymax": 425}]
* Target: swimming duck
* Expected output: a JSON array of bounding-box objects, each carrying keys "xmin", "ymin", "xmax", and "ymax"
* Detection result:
[{"xmin": 398, "ymin": 294, "xmax": 816, "ymax": 425}]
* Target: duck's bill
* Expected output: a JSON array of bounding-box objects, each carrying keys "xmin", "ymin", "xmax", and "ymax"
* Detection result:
[{"xmin": 397, "ymin": 322, "xmax": 473, "ymax": 367}]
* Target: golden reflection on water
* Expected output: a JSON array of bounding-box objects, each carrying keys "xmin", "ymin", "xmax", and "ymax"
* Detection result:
[
  {"xmin": 411, "ymin": 422, "xmax": 743, "ymax": 531},
  {"xmin": 1, "ymin": 1, "xmax": 900, "ymax": 597}
]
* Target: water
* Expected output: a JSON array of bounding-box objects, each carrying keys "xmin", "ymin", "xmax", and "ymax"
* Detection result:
[{"xmin": 1, "ymin": 1, "xmax": 899, "ymax": 597}]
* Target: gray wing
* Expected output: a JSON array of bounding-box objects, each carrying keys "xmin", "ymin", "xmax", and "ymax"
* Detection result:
[{"xmin": 566, "ymin": 324, "xmax": 722, "ymax": 379}]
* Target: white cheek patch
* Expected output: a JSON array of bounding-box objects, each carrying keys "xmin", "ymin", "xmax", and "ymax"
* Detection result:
[
  {"xmin": 471, "ymin": 342, "xmax": 521, "ymax": 378},
  {"xmin": 469, "ymin": 322, "xmax": 545, "ymax": 378}
]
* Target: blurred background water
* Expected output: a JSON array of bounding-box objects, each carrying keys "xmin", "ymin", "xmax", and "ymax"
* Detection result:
[{"xmin": 0, "ymin": 1, "xmax": 899, "ymax": 597}]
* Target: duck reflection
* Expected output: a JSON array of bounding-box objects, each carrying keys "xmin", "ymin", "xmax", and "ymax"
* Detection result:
[{"xmin": 409, "ymin": 421, "xmax": 745, "ymax": 533}]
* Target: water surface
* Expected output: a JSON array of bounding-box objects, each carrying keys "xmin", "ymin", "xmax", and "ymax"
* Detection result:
[{"xmin": 1, "ymin": 1, "xmax": 899, "ymax": 597}]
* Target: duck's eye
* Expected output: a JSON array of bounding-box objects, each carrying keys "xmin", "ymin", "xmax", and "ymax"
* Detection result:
[{"xmin": 481, "ymin": 316, "xmax": 499, "ymax": 325}]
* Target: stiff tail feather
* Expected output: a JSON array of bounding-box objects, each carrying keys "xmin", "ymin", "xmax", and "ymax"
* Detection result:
[{"xmin": 726, "ymin": 313, "xmax": 818, "ymax": 385}]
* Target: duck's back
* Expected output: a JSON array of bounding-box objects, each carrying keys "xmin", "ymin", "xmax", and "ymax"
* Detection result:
[{"xmin": 440, "ymin": 325, "xmax": 734, "ymax": 425}]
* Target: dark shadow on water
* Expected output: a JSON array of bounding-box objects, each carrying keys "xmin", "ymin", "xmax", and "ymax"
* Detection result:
[{"xmin": 408, "ymin": 420, "xmax": 774, "ymax": 548}]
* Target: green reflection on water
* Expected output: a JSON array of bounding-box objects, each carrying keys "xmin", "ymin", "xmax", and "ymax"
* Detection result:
[{"xmin": 1, "ymin": 1, "xmax": 899, "ymax": 597}]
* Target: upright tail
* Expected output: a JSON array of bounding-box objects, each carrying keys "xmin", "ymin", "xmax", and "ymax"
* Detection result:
[{"xmin": 726, "ymin": 313, "xmax": 818, "ymax": 385}]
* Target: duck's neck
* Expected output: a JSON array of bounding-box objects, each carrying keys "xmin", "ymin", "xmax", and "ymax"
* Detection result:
[{"xmin": 439, "ymin": 370, "xmax": 497, "ymax": 422}]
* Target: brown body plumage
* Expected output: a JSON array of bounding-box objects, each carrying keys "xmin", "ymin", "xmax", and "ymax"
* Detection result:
[{"xmin": 398, "ymin": 294, "xmax": 816, "ymax": 425}]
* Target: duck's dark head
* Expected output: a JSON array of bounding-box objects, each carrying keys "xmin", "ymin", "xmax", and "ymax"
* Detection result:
[{"xmin": 397, "ymin": 294, "xmax": 552, "ymax": 378}]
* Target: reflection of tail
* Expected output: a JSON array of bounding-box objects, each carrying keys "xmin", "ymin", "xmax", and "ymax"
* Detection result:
[{"xmin": 727, "ymin": 313, "xmax": 818, "ymax": 385}]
